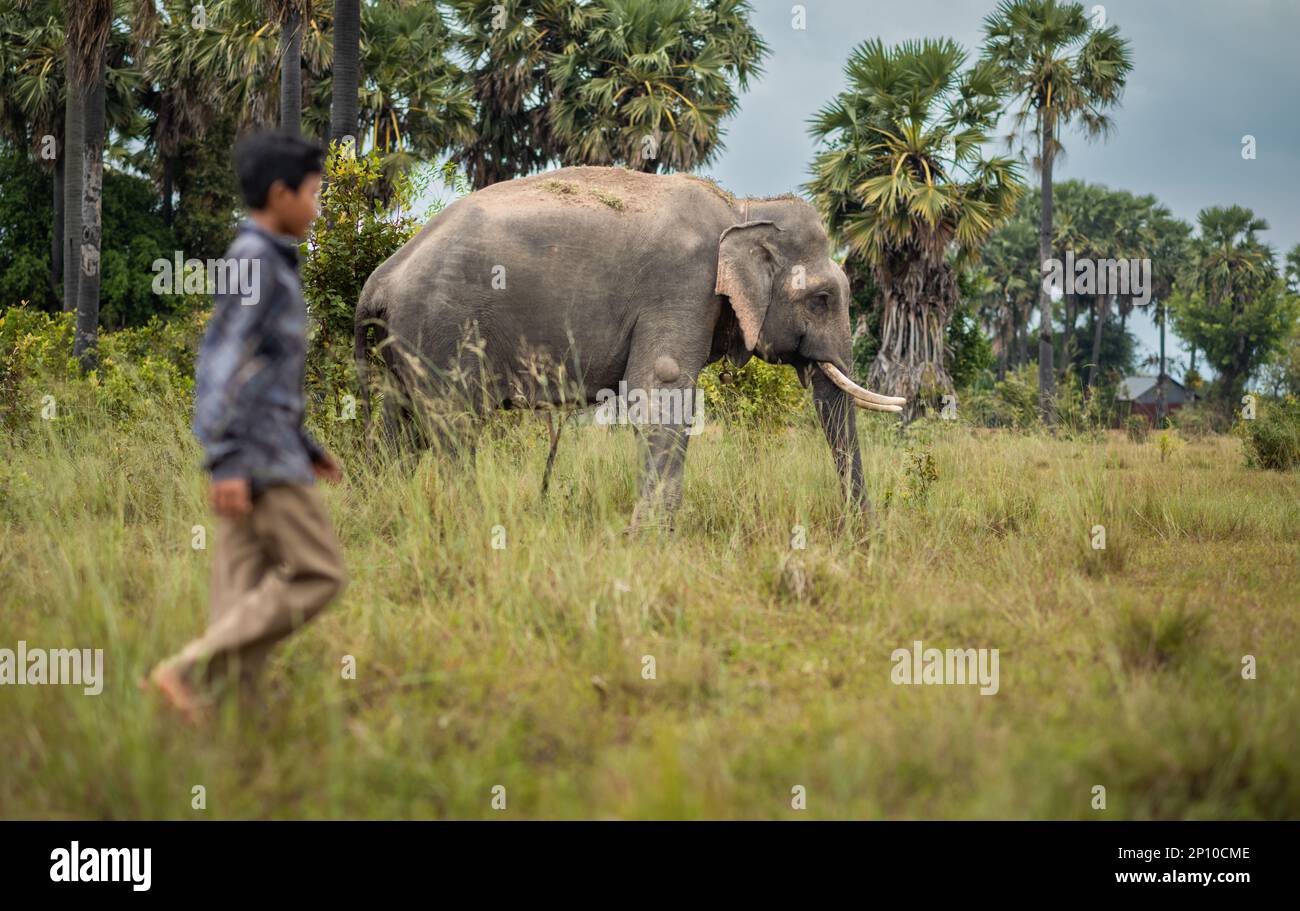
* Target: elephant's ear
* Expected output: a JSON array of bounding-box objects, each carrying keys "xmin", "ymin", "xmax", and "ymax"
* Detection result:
[{"xmin": 715, "ymin": 221, "xmax": 781, "ymax": 351}]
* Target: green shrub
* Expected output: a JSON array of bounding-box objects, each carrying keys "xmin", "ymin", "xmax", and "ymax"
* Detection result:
[
  {"xmin": 88, "ymin": 353, "xmax": 193, "ymax": 420},
  {"xmin": 1054, "ymin": 373, "xmax": 1106, "ymax": 441},
  {"xmin": 1237, "ymin": 395, "xmax": 1300, "ymax": 470},
  {"xmin": 960, "ymin": 365, "xmax": 1038, "ymax": 429},
  {"xmin": 301, "ymin": 145, "xmax": 430, "ymax": 412},
  {"xmin": 1169, "ymin": 403, "xmax": 1224, "ymax": 439},
  {"xmin": 99, "ymin": 307, "xmax": 206, "ymax": 381},
  {"xmin": 1125, "ymin": 413, "xmax": 1150, "ymax": 443},
  {"xmin": 0, "ymin": 303, "xmax": 198, "ymax": 436},
  {"xmin": 697, "ymin": 359, "xmax": 808, "ymax": 427},
  {"xmin": 947, "ymin": 296, "xmax": 995, "ymax": 391},
  {"xmin": 882, "ymin": 445, "xmax": 939, "ymax": 507},
  {"xmin": 1154, "ymin": 429, "xmax": 1184, "ymax": 462},
  {"xmin": 0, "ymin": 305, "xmax": 76, "ymax": 382}
]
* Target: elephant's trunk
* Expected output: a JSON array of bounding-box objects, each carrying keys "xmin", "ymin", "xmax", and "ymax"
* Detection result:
[{"xmin": 811, "ymin": 367, "xmax": 868, "ymax": 513}]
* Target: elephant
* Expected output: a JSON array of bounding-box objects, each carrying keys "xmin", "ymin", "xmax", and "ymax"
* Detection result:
[{"xmin": 353, "ymin": 166, "xmax": 904, "ymax": 526}]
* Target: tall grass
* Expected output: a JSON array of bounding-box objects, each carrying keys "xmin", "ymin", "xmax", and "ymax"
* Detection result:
[{"xmin": 2, "ymin": 379, "xmax": 1298, "ymax": 819}]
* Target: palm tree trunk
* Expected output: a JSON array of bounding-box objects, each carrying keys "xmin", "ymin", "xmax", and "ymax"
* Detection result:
[
  {"xmin": 1037, "ymin": 121, "xmax": 1056, "ymax": 421},
  {"xmin": 997, "ymin": 312, "xmax": 1010, "ymax": 382},
  {"xmin": 1058, "ymin": 293, "xmax": 1077, "ymax": 383},
  {"xmin": 1016, "ymin": 306, "xmax": 1028, "ymax": 368},
  {"xmin": 280, "ymin": 11, "xmax": 303, "ymax": 135},
  {"xmin": 51, "ymin": 155, "xmax": 65, "ymax": 309},
  {"xmin": 1086, "ymin": 294, "xmax": 1107, "ymax": 391},
  {"xmin": 161, "ymin": 155, "xmax": 174, "ymax": 225},
  {"xmin": 867, "ymin": 255, "xmax": 956, "ymax": 421},
  {"xmin": 330, "ymin": 0, "xmax": 361, "ymax": 147},
  {"xmin": 63, "ymin": 89, "xmax": 85, "ymax": 314},
  {"xmin": 73, "ymin": 73, "xmax": 106, "ymax": 372},
  {"xmin": 1155, "ymin": 301, "xmax": 1167, "ymax": 427}
]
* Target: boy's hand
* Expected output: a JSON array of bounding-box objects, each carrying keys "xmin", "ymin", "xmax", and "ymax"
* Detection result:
[
  {"xmin": 210, "ymin": 478, "xmax": 252, "ymax": 519},
  {"xmin": 313, "ymin": 452, "xmax": 343, "ymax": 484}
]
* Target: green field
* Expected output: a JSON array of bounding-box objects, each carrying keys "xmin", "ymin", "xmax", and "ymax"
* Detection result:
[{"xmin": 2, "ymin": 384, "xmax": 1298, "ymax": 820}]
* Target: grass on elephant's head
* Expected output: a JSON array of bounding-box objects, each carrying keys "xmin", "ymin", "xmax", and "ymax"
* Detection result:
[{"xmin": 2, "ymin": 383, "xmax": 1299, "ymax": 819}]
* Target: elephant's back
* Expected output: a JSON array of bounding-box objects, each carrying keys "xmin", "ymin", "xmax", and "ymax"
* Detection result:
[
  {"xmin": 472, "ymin": 166, "xmax": 694, "ymax": 216},
  {"xmin": 386, "ymin": 167, "xmax": 726, "ymax": 291}
]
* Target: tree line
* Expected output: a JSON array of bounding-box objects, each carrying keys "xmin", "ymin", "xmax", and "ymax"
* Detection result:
[{"xmin": 1, "ymin": 0, "xmax": 1296, "ymax": 419}]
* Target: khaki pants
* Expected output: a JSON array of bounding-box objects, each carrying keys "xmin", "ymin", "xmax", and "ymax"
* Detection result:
[{"xmin": 171, "ymin": 484, "xmax": 346, "ymax": 691}]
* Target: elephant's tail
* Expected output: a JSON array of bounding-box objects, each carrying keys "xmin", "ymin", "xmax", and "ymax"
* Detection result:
[{"xmin": 354, "ymin": 288, "xmax": 387, "ymax": 423}]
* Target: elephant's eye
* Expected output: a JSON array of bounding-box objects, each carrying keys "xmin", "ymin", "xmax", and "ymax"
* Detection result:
[{"xmin": 809, "ymin": 291, "xmax": 832, "ymax": 311}]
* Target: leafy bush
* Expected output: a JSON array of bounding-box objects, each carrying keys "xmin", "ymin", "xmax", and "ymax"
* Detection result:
[
  {"xmin": 697, "ymin": 359, "xmax": 809, "ymax": 427},
  {"xmin": 1054, "ymin": 372, "xmax": 1106, "ymax": 441},
  {"xmin": 1125, "ymin": 413, "xmax": 1150, "ymax": 443},
  {"xmin": 88, "ymin": 353, "xmax": 193, "ymax": 420},
  {"xmin": 1236, "ymin": 395, "xmax": 1300, "ymax": 470},
  {"xmin": 0, "ymin": 302, "xmax": 197, "ymax": 436},
  {"xmin": 0, "ymin": 305, "xmax": 76, "ymax": 382},
  {"xmin": 1169, "ymin": 403, "xmax": 1224, "ymax": 439},
  {"xmin": 301, "ymin": 145, "xmax": 429, "ymax": 409},
  {"xmin": 99, "ymin": 307, "xmax": 206, "ymax": 381},
  {"xmin": 1155, "ymin": 428, "xmax": 1184, "ymax": 462},
  {"xmin": 959, "ymin": 365, "xmax": 1039, "ymax": 429},
  {"xmin": 883, "ymin": 445, "xmax": 939, "ymax": 507},
  {"xmin": 0, "ymin": 307, "xmax": 75, "ymax": 436},
  {"xmin": 947, "ymin": 296, "xmax": 994, "ymax": 391}
]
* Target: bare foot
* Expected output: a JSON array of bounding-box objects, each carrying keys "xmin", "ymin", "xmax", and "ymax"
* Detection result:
[{"xmin": 146, "ymin": 662, "xmax": 208, "ymax": 726}]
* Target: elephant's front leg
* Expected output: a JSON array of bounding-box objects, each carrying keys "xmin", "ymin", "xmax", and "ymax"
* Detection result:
[{"xmin": 624, "ymin": 346, "xmax": 702, "ymax": 532}]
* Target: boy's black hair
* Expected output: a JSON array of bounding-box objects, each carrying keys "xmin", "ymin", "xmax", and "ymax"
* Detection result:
[{"xmin": 233, "ymin": 131, "xmax": 324, "ymax": 209}]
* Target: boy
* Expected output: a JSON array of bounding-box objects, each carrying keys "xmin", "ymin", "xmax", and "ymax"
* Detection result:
[{"xmin": 149, "ymin": 131, "xmax": 346, "ymax": 722}]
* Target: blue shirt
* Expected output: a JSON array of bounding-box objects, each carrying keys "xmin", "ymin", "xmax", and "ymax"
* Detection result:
[{"xmin": 192, "ymin": 220, "xmax": 323, "ymax": 488}]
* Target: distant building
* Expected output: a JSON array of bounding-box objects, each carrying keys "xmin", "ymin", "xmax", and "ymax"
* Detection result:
[{"xmin": 1116, "ymin": 375, "xmax": 1193, "ymax": 422}]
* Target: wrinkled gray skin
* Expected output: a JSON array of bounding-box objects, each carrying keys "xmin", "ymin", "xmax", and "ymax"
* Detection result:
[{"xmin": 355, "ymin": 166, "xmax": 866, "ymax": 526}]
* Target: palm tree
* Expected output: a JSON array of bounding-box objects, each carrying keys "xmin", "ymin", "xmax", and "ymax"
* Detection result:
[
  {"xmin": 548, "ymin": 0, "xmax": 767, "ymax": 173},
  {"xmin": 447, "ymin": 0, "xmax": 584, "ymax": 188},
  {"xmin": 5, "ymin": 2, "xmax": 142, "ymax": 312},
  {"xmin": 132, "ymin": 1, "xmax": 225, "ymax": 226},
  {"xmin": 808, "ymin": 38, "xmax": 1023, "ymax": 417},
  {"xmin": 1196, "ymin": 206, "xmax": 1271, "ymax": 311},
  {"xmin": 1049, "ymin": 180, "xmax": 1095, "ymax": 380},
  {"xmin": 1149, "ymin": 208, "xmax": 1192, "ymax": 424},
  {"xmin": 449, "ymin": 0, "xmax": 765, "ymax": 187},
  {"xmin": 1081, "ymin": 190, "xmax": 1140, "ymax": 392},
  {"xmin": 340, "ymin": 0, "xmax": 473, "ymax": 160},
  {"xmin": 982, "ymin": 0, "xmax": 1133, "ymax": 421},
  {"xmin": 328, "ymin": 0, "xmax": 359, "ymax": 145},
  {"xmin": 1, "ymin": 1, "xmax": 66, "ymax": 307},
  {"xmin": 66, "ymin": 0, "xmax": 113, "ymax": 370},
  {"xmin": 204, "ymin": 0, "xmax": 328, "ymax": 133},
  {"xmin": 1284, "ymin": 243, "xmax": 1300, "ymax": 296},
  {"xmin": 270, "ymin": 0, "xmax": 309, "ymax": 134},
  {"xmin": 979, "ymin": 213, "xmax": 1036, "ymax": 380},
  {"xmin": 1172, "ymin": 205, "xmax": 1278, "ymax": 403},
  {"xmin": 1197, "ymin": 206, "xmax": 1275, "ymax": 402}
]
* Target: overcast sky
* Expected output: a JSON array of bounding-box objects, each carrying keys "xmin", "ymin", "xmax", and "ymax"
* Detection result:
[{"xmin": 702, "ymin": 0, "xmax": 1300, "ymax": 372}]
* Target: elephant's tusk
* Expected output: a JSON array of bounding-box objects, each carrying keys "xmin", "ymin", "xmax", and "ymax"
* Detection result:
[
  {"xmin": 855, "ymin": 399, "xmax": 904, "ymax": 413},
  {"xmin": 817, "ymin": 362, "xmax": 906, "ymax": 410}
]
